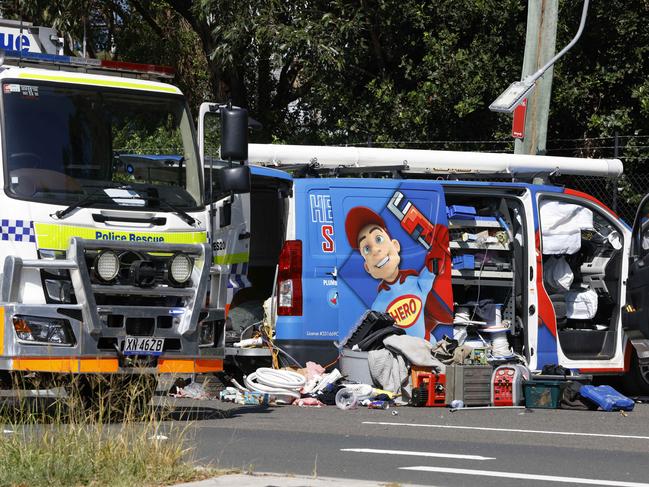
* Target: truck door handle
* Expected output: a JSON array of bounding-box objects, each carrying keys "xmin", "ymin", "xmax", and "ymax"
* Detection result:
[{"xmin": 238, "ymin": 232, "xmax": 251, "ymax": 240}]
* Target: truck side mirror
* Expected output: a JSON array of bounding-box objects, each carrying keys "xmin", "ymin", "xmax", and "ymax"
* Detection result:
[
  {"xmin": 218, "ymin": 165, "xmax": 251, "ymax": 194},
  {"xmin": 220, "ymin": 107, "xmax": 248, "ymax": 161}
]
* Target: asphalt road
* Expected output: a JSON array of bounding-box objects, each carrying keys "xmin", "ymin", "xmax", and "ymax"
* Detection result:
[{"xmin": 160, "ymin": 398, "xmax": 649, "ymax": 487}]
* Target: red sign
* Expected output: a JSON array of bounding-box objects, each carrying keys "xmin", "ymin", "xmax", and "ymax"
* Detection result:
[{"xmin": 512, "ymin": 98, "xmax": 527, "ymax": 139}]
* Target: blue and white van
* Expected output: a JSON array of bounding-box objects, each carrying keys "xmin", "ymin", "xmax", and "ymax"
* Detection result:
[{"xmin": 237, "ymin": 144, "xmax": 649, "ymax": 393}]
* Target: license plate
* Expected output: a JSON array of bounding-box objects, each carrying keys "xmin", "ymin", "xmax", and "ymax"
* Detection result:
[{"xmin": 123, "ymin": 337, "xmax": 165, "ymax": 356}]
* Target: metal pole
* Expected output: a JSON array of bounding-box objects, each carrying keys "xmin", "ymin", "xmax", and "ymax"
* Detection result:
[
  {"xmin": 514, "ymin": 0, "xmax": 559, "ymax": 155},
  {"xmin": 612, "ymin": 132, "xmax": 619, "ymax": 212},
  {"xmin": 525, "ymin": 0, "xmax": 590, "ymax": 87}
]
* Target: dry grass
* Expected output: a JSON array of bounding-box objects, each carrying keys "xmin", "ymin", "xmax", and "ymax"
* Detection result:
[{"xmin": 0, "ymin": 373, "xmax": 221, "ymax": 487}]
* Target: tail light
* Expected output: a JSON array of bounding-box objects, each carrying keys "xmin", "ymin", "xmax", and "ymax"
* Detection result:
[{"xmin": 277, "ymin": 240, "xmax": 302, "ymax": 316}]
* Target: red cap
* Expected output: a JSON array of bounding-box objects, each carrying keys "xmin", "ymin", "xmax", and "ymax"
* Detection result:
[{"xmin": 345, "ymin": 206, "xmax": 386, "ymax": 249}]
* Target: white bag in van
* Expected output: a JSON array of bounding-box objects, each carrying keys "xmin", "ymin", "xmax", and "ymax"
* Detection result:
[
  {"xmin": 540, "ymin": 200, "xmax": 594, "ymax": 255},
  {"xmin": 565, "ymin": 288, "xmax": 598, "ymax": 320},
  {"xmin": 544, "ymin": 256, "xmax": 574, "ymax": 293}
]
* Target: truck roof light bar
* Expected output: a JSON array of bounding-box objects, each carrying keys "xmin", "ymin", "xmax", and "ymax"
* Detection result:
[{"xmin": 1, "ymin": 49, "xmax": 175, "ymax": 79}]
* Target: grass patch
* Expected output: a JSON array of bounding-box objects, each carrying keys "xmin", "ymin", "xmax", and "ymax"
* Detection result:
[{"xmin": 0, "ymin": 373, "xmax": 223, "ymax": 487}]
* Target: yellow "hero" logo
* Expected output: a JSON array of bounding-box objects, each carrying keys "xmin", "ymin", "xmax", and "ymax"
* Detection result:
[{"xmin": 386, "ymin": 294, "xmax": 422, "ymax": 328}]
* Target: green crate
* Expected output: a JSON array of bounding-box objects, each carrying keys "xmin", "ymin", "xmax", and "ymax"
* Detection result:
[{"xmin": 523, "ymin": 380, "xmax": 563, "ymax": 409}]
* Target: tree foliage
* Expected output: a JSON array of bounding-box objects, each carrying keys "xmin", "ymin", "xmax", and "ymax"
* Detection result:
[{"xmin": 4, "ymin": 0, "xmax": 649, "ymax": 160}]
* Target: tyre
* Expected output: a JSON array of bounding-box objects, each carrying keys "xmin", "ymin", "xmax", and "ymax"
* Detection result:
[{"xmin": 622, "ymin": 350, "xmax": 649, "ymax": 396}]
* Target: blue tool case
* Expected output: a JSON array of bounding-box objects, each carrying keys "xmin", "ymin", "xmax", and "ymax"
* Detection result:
[{"xmin": 579, "ymin": 385, "xmax": 635, "ymax": 412}]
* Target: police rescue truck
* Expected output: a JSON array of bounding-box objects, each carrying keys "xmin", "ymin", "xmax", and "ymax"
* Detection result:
[
  {"xmin": 0, "ymin": 25, "xmax": 251, "ymax": 400},
  {"xmin": 237, "ymin": 144, "xmax": 649, "ymax": 394}
]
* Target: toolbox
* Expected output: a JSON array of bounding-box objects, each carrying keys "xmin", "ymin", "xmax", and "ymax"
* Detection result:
[
  {"xmin": 411, "ymin": 367, "xmax": 446, "ymax": 407},
  {"xmin": 523, "ymin": 379, "xmax": 563, "ymax": 409},
  {"xmin": 445, "ymin": 365, "xmax": 492, "ymax": 406}
]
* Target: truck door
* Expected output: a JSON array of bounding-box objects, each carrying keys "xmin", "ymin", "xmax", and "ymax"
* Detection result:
[
  {"xmin": 330, "ymin": 179, "xmax": 453, "ymax": 343},
  {"xmin": 198, "ymin": 103, "xmax": 251, "ymax": 313},
  {"xmin": 623, "ymin": 194, "xmax": 649, "ymax": 369}
]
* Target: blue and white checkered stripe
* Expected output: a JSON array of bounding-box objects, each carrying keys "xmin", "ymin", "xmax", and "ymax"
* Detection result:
[
  {"xmin": 0, "ymin": 219, "xmax": 35, "ymax": 243},
  {"xmin": 228, "ymin": 262, "xmax": 251, "ymax": 289}
]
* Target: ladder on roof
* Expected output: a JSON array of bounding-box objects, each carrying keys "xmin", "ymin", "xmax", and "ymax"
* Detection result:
[{"xmin": 247, "ymin": 143, "xmax": 623, "ymax": 179}]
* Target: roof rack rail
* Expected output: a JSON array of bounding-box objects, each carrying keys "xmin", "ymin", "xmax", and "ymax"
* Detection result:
[{"xmin": 248, "ymin": 144, "xmax": 623, "ymax": 179}]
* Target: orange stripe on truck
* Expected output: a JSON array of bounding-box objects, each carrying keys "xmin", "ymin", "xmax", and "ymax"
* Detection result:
[
  {"xmin": 12, "ymin": 357, "xmax": 119, "ymax": 373},
  {"xmin": 157, "ymin": 358, "xmax": 223, "ymax": 373},
  {"xmin": 10, "ymin": 357, "xmax": 222, "ymax": 374},
  {"xmin": 0, "ymin": 307, "xmax": 4, "ymax": 356}
]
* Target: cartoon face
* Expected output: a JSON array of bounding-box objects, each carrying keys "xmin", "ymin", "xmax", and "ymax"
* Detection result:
[{"xmin": 357, "ymin": 224, "xmax": 401, "ymax": 282}]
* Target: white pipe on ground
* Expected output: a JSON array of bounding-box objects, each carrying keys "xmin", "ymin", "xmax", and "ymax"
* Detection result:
[{"xmin": 248, "ymin": 144, "xmax": 623, "ymax": 178}]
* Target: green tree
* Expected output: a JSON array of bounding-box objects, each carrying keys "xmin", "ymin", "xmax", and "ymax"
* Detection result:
[{"xmin": 6, "ymin": 0, "xmax": 649, "ymax": 158}]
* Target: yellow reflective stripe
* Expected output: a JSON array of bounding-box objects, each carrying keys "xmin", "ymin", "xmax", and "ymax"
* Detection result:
[
  {"xmin": 214, "ymin": 252, "xmax": 249, "ymax": 265},
  {"xmin": 34, "ymin": 223, "xmax": 206, "ymax": 251},
  {"xmin": 18, "ymin": 72, "xmax": 179, "ymax": 94}
]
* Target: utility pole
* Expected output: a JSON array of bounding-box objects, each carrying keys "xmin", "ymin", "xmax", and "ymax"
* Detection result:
[{"xmin": 514, "ymin": 0, "xmax": 559, "ymax": 155}]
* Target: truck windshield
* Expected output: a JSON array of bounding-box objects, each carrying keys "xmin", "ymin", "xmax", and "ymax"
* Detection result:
[{"xmin": 2, "ymin": 80, "xmax": 202, "ymax": 211}]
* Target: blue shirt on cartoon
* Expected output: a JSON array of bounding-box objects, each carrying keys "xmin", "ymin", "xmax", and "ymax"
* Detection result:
[{"xmin": 371, "ymin": 266, "xmax": 436, "ymax": 343}]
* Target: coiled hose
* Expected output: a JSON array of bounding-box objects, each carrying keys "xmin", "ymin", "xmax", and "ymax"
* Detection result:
[{"xmin": 244, "ymin": 367, "xmax": 306, "ymax": 400}]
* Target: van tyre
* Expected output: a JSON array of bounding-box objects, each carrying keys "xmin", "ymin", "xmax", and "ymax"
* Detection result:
[{"xmin": 622, "ymin": 350, "xmax": 649, "ymax": 396}]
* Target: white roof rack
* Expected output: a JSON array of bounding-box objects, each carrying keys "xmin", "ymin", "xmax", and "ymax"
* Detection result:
[{"xmin": 248, "ymin": 144, "xmax": 623, "ymax": 178}]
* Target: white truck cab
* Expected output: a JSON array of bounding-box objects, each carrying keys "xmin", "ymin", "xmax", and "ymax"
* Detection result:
[{"xmin": 0, "ymin": 44, "xmax": 250, "ymax": 394}]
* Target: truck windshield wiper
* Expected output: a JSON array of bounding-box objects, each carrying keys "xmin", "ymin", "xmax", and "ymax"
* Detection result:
[
  {"xmin": 52, "ymin": 190, "xmax": 198, "ymax": 226},
  {"xmin": 51, "ymin": 191, "xmax": 112, "ymax": 220},
  {"xmin": 143, "ymin": 196, "xmax": 198, "ymax": 226}
]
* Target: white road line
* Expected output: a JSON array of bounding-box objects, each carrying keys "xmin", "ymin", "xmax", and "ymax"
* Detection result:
[
  {"xmin": 340, "ymin": 448, "xmax": 495, "ymax": 461},
  {"xmin": 363, "ymin": 421, "xmax": 649, "ymax": 441},
  {"xmin": 400, "ymin": 466, "xmax": 649, "ymax": 487}
]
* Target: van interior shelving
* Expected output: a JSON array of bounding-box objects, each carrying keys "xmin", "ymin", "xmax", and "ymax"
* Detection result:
[{"xmin": 443, "ymin": 189, "xmax": 527, "ymax": 358}]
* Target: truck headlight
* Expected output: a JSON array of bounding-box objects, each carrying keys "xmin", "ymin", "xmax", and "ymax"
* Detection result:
[
  {"xmin": 168, "ymin": 253, "xmax": 193, "ymax": 285},
  {"xmin": 94, "ymin": 250, "xmax": 120, "ymax": 282},
  {"xmin": 13, "ymin": 316, "xmax": 75, "ymax": 346}
]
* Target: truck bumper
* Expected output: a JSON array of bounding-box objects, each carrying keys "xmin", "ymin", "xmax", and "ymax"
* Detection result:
[{"xmin": 0, "ymin": 238, "xmax": 225, "ymax": 374}]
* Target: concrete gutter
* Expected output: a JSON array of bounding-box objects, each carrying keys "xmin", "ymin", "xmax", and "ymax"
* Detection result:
[{"xmin": 175, "ymin": 472, "xmax": 428, "ymax": 487}]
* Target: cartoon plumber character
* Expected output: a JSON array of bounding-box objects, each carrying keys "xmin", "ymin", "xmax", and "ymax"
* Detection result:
[{"xmin": 344, "ymin": 205, "xmax": 453, "ymax": 342}]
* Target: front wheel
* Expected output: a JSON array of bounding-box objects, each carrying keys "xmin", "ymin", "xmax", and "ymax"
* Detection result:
[{"xmin": 622, "ymin": 350, "xmax": 649, "ymax": 395}]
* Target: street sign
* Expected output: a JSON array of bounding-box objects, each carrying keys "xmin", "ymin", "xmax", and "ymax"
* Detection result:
[{"xmin": 512, "ymin": 98, "xmax": 527, "ymax": 139}]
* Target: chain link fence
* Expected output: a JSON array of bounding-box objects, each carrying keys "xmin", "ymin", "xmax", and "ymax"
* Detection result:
[
  {"xmin": 548, "ymin": 134, "xmax": 649, "ymax": 225},
  {"xmin": 558, "ymin": 173, "xmax": 649, "ymax": 225}
]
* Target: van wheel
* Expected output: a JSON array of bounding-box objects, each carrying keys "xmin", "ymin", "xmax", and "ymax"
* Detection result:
[{"xmin": 622, "ymin": 351, "xmax": 649, "ymax": 396}]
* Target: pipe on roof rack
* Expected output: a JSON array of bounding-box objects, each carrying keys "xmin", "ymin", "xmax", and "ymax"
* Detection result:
[{"xmin": 248, "ymin": 144, "xmax": 623, "ymax": 178}]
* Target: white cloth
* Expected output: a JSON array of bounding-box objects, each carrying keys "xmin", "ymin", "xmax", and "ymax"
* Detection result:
[
  {"xmin": 368, "ymin": 348, "xmax": 410, "ymax": 401},
  {"xmin": 544, "ymin": 256, "xmax": 574, "ymax": 293},
  {"xmin": 383, "ymin": 334, "xmax": 440, "ymax": 367},
  {"xmin": 566, "ymin": 288, "xmax": 598, "ymax": 319},
  {"xmin": 540, "ymin": 200, "xmax": 594, "ymax": 255}
]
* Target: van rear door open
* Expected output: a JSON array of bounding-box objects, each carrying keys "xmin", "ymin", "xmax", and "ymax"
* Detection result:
[
  {"xmin": 275, "ymin": 178, "xmax": 449, "ymax": 367},
  {"xmin": 330, "ymin": 179, "xmax": 451, "ymax": 345}
]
